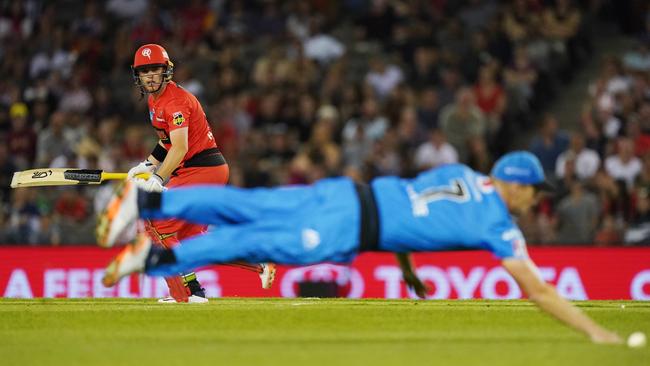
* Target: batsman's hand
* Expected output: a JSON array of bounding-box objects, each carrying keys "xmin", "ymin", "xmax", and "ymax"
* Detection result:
[
  {"xmin": 128, "ymin": 160, "xmax": 156, "ymax": 179},
  {"xmin": 403, "ymin": 272, "xmax": 430, "ymax": 299},
  {"xmin": 134, "ymin": 173, "xmax": 165, "ymax": 192}
]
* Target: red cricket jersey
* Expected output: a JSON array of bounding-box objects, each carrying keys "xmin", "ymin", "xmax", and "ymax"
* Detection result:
[{"xmin": 147, "ymin": 81, "xmax": 217, "ymax": 164}]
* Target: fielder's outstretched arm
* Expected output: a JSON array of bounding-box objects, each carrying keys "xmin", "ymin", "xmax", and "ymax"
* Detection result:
[
  {"xmin": 395, "ymin": 253, "xmax": 429, "ymax": 299},
  {"xmin": 501, "ymin": 258, "xmax": 622, "ymax": 344}
]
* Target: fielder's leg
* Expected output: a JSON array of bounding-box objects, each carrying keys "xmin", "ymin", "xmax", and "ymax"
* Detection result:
[{"xmin": 144, "ymin": 220, "xmax": 301, "ymax": 277}]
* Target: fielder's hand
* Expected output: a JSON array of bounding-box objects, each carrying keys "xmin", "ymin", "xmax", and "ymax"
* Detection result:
[
  {"xmin": 128, "ymin": 160, "xmax": 156, "ymax": 179},
  {"xmin": 403, "ymin": 272, "xmax": 431, "ymax": 299},
  {"xmin": 590, "ymin": 329, "xmax": 623, "ymax": 345},
  {"xmin": 134, "ymin": 173, "xmax": 165, "ymax": 192}
]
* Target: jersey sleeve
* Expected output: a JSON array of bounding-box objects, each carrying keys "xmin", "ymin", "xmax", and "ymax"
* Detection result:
[
  {"xmin": 484, "ymin": 222, "xmax": 530, "ymax": 260},
  {"xmin": 163, "ymin": 98, "xmax": 191, "ymax": 132}
]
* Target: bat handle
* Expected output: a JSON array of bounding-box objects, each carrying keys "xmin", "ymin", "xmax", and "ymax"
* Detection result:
[{"xmin": 101, "ymin": 173, "xmax": 151, "ymax": 181}]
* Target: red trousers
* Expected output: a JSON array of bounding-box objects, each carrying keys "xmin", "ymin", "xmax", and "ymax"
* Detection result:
[
  {"xmin": 145, "ymin": 164, "xmax": 229, "ymax": 302},
  {"xmin": 146, "ymin": 165, "xmax": 229, "ymax": 246}
]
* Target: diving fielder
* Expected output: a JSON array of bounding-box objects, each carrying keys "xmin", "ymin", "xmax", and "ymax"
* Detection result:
[{"xmin": 98, "ymin": 151, "xmax": 621, "ymax": 343}]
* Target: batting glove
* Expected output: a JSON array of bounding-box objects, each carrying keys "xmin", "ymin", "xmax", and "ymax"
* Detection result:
[
  {"xmin": 127, "ymin": 160, "xmax": 156, "ymax": 179},
  {"xmin": 134, "ymin": 173, "xmax": 165, "ymax": 192}
]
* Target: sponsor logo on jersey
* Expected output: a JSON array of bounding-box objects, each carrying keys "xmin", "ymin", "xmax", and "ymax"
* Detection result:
[
  {"xmin": 476, "ymin": 176, "xmax": 495, "ymax": 194},
  {"xmin": 172, "ymin": 111, "xmax": 185, "ymax": 126},
  {"xmin": 302, "ymin": 228, "xmax": 321, "ymax": 250}
]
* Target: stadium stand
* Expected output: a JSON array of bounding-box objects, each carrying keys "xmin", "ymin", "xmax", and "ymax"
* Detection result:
[{"xmin": 0, "ymin": 0, "xmax": 648, "ymax": 246}]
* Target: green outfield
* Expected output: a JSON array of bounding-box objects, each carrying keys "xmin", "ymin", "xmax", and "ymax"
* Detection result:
[{"xmin": 0, "ymin": 299, "xmax": 648, "ymax": 366}]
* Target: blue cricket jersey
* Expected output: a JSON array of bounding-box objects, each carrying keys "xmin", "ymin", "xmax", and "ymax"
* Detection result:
[{"xmin": 371, "ymin": 164, "xmax": 529, "ymax": 259}]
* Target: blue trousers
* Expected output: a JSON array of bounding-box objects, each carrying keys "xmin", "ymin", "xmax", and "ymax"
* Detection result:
[{"xmin": 141, "ymin": 178, "xmax": 362, "ymax": 276}]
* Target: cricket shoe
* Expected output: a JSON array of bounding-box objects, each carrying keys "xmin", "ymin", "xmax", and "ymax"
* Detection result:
[
  {"xmin": 158, "ymin": 282, "xmax": 209, "ymax": 304},
  {"xmin": 96, "ymin": 180, "xmax": 139, "ymax": 248},
  {"xmin": 157, "ymin": 295, "xmax": 208, "ymax": 304},
  {"xmin": 102, "ymin": 234, "xmax": 151, "ymax": 287},
  {"xmin": 259, "ymin": 263, "xmax": 276, "ymax": 289}
]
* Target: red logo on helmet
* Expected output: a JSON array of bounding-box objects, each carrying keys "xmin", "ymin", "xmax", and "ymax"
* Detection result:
[{"xmin": 133, "ymin": 44, "xmax": 171, "ymax": 68}]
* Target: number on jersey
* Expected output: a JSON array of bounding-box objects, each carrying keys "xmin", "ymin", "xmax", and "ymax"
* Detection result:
[{"xmin": 407, "ymin": 179, "xmax": 470, "ymax": 217}]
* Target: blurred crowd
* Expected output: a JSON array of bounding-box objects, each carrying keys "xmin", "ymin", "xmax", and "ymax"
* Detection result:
[
  {"xmin": 521, "ymin": 19, "xmax": 650, "ymax": 246},
  {"xmin": 0, "ymin": 0, "xmax": 647, "ymax": 246}
]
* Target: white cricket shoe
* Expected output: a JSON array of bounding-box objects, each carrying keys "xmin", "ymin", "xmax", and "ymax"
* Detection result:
[
  {"xmin": 96, "ymin": 180, "xmax": 139, "ymax": 248},
  {"xmin": 157, "ymin": 295, "xmax": 209, "ymax": 304},
  {"xmin": 259, "ymin": 263, "xmax": 276, "ymax": 289},
  {"xmin": 102, "ymin": 234, "xmax": 151, "ymax": 287}
]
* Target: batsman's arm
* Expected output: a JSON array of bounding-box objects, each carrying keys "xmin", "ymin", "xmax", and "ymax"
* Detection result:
[
  {"xmin": 146, "ymin": 141, "xmax": 166, "ymax": 166},
  {"xmin": 395, "ymin": 252, "xmax": 429, "ymax": 299},
  {"xmin": 155, "ymin": 127, "xmax": 188, "ymax": 181},
  {"xmin": 502, "ymin": 258, "xmax": 622, "ymax": 344}
]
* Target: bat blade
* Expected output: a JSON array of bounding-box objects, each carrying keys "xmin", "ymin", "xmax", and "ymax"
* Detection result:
[{"xmin": 10, "ymin": 169, "xmax": 104, "ymax": 188}]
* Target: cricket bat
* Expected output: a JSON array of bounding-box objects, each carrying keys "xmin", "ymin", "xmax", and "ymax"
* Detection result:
[{"xmin": 10, "ymin": 168, "xmax": 149, "ymax": 188}]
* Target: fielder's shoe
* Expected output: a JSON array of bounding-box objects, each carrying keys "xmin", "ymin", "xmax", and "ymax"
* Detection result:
[
  {"xmin": 102, "ymin": 234, "xmax": 151, "ymax": 287},
  {"xmin": 96, "ymin": 180, "xmax": 139, "ymax": 248},
  {"xmin": 259, "ymin": 263, "xmax": 276, "ymax": 289},
  {"xmin": 157, "ymin": 295, "xmax": 209, "ymax": 304}
]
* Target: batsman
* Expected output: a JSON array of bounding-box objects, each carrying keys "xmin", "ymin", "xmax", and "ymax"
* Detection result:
[{"xmin": 98, "ymin": 44, "xmax": 275, "ymax": 303}]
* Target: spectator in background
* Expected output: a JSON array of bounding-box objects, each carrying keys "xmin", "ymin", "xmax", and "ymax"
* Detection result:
[
  {"xmin": 502, "ymin": 0, "xmax": 540, "ymax": 44},
  {"xmin": 466, "ymin": 136, "xmax": 493, "ymax": 174},
  {"xmin": 5, "ymin": 188, "xmax": 40, "ymax": 244},
  {"xmin": 594, "ymin": 215, "xmax": 623, "ymax": 246},
  {"xmin": 623, "ymin": 40, "xmax": 650, "ymax": 72},
  {"xmin": 624, "ymin": 188, "xmax": 650, "ymax": 245},
  {"xmin": 461, "ymin": 31, "xmax": 494, "ymax": 83},
  {"xmin": 605, "ymin": 137, "xmax": 642, "ymax": 190},
  {"xmin": 105, "ymin": 0, "xmax": 149, "ymax": 21},
  {"xmin": 473, "ymin": 64, "xmax": 507, "ymax": 139},
  {"xmin": 437, "ymin": 67, "xmax": 464, "ymax": 108},
  {"xmin": 54, "ymin": 187, "xmax": 88, "ymax": 224},
  {"xmin": 303, "ymin": 16, "xmax": 345, "ymax": 65},
  {"xmin": 7, "ymin": 102, "xmax": 36, "ymax": 170},
  {"xmin": 504, "ymin": 45, "xmax": 538, "ymax": 113},
  {"xmin": 459, "ymin": 0, "xmax": 499, "ymax": 33},
  {"xmin": 555, "ymin": 132, "xmax": 600, "ymax": 181},
  {"xmin": 439, "ymin": 87, "xmax": 486, "ymax": 162},
  {"xmin": 416, "ymin": 87, "xmax": 440, "ymax": 131},
  {"xmin": 58, "ymin": 74, "xmax": 93, "ymax": 114},
  {"xmin": 286, "ymin": 1, "xmax": 310, "ymax": 41},
  {"xmin": 0, "ymin": 143, "xmax": 16, "ymax": 203},
  {"xmin": 410, "ymin": 46, "xmax": 440, "ymax": 90},
  {"xmin": 342, "ymin": 97, "xmax": 388, "ymax": 169},
  {"xmin": 365, "ymin": 56, "xmax": 404, "ymax": 101},
  {"xmin": 293, "ymin": 105, "xmax": 342, "ymax": 182},
  {"xmin": 414, "ymin": 129, "xmax": 458, "ymax": 171},
  {"xmin": 529, "ymin": 113, "xmax": 570, "ymax": 174},
  {"xmin": 35, "ymin": 111, "xmax": 67, "ymax": 167},
  {"xmin": 629, "ymin": 153, "xmax": 650, "ymax": 242},
  {"xmin": 555, "ymin": 181, "xmax": 599, "ymax": 244}
]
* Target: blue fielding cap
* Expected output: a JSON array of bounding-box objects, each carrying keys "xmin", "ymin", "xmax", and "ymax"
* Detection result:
[{"xmin": 491, "ymin": 151, "xmax": 554, "ymax": 191}]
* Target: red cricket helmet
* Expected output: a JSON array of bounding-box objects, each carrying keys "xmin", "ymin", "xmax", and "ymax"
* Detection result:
[{"xmin": 132, "ymin": 44, "xmax": 174, "ymax": 94}]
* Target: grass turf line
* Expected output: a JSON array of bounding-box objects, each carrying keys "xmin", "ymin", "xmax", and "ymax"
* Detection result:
[{"xmin": 0, "ymin": 298, "xmax": 648, "ymax": 366}]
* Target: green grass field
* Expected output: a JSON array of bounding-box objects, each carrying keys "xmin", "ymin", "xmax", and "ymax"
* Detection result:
[{"xmin": 0, "ymin": 298, "xmax": 648, "ymax": 366}]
